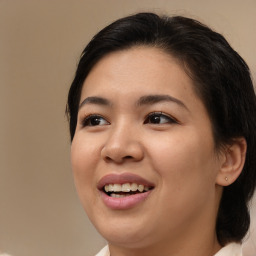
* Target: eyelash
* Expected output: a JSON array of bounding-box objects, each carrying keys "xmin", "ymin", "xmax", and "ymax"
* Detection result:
[{"xmin": 81, "ymin": 112, "xmax": 178, "ymax": 127}]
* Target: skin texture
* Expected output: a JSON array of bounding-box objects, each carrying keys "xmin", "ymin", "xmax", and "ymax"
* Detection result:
[{"xmin": 71, "ymin": 47, "xmax": 230, "ymax": 256}]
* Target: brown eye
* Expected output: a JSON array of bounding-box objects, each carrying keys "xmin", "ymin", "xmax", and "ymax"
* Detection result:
[
  {"xmin": 144, "ymin": 112, "xmax": 177, "ymax": 124},
  {"xmin": 82, "ymin": 115, "xmax": 109, "ymax": 127}
]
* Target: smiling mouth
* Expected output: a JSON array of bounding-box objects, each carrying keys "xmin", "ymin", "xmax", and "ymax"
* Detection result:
[{"xmin": 103, "ymin": 183, "xmax": 154, "ymax": 198}]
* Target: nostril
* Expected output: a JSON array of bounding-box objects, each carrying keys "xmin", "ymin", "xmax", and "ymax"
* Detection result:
[
  {"xmin": 105, "ymin": 155, "xmax": 133, "ymax": 163},
  {"xmin": 105, "ymin": 156, "xmax": 112, "ymax": 162}
]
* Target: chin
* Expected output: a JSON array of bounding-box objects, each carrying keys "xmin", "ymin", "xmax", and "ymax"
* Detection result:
[
  {"xmin": 93, "ymin": 215, "xmax": 152, "ymax": 247},
  {"xmin": 101, "ymin": 230, "xmax": 151, "ymax": 249}
]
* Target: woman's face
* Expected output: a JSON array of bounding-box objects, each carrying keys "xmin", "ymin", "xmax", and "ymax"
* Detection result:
[{"xmin": 71, "ymin": 47, "xmax": 223, "ymax": 249}]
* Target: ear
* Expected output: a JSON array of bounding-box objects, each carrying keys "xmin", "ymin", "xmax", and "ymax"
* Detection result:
[{"xmin": 216, "ymin": 137, "xmax": 247, "ymax": 186}]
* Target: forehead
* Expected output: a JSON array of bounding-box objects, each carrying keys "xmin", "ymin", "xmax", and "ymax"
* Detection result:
[{"xmin": 81, "ymin": 46, "xmax": 196, "ymax": 101}]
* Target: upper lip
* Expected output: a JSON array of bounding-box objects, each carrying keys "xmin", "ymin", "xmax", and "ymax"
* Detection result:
[{"xmin": 97, "ymin": 173, "xmax": 155, "ymax": 190}]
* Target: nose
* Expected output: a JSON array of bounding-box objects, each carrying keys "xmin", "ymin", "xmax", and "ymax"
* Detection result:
[{"xmin": 101, "ymin": 124, "xmax": 144, "ymax": 164}]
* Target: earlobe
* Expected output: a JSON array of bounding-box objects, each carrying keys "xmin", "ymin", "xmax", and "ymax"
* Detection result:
[{"xmin": 216, "ymin": 137, "xmax": 247, "ymax": 186}]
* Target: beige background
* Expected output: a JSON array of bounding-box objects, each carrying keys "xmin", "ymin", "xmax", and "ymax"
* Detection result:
[{"xmin": 0, "ymin": 1, "xmax": 255, "ymax": 256}]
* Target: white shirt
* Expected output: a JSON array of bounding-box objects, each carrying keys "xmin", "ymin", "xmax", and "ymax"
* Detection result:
[
  {"xmin": 215, "ymin": 243, "xmax": 242, "ymax": 256},
  {"xmin": 95, "ymin": 242, "xmax": 242, "ymax": 256}
]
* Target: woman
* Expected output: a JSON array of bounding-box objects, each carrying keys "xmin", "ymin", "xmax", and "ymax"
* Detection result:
[{"xmin": 66, "ymin": 13, "xmax": 256, "ymax": 256}]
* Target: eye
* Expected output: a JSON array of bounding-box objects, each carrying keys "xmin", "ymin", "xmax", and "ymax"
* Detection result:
[
  {"xmin": 144, "ymin": 112, "xmax": 177, "ymax": 125},
  {"xmin": 82, "ymin": 114, "xmax": 109, "ymax": 127}
]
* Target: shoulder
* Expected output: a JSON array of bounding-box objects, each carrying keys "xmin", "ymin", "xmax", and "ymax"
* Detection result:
[{"xmin": 214, "ymin": 243, "xmax": 242, "ymax": 256}]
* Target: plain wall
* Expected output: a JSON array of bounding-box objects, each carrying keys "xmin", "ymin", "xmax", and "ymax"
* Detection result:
[{"xmin": 0, "ymin": 1, "xmax": 255, "ymax": 255}]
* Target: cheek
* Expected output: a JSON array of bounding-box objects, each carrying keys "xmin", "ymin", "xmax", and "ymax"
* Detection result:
[
  {"xmin": 71, "ymin": 132, "xmax": 101, "ymax": 171},
  {"xmin": 146, "ymin": 132, "xmax": 218, "ymax": 225},
  {"xmin": 147, "ymin": 129, "xmax": 217, "ymax": 189},
  {"xmin": 70, "ymin": 135, "xmax": 100, "ymax": 200}
]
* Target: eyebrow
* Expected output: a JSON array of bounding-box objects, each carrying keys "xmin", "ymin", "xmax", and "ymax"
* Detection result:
[
  {"xmin": 79, "ymin": 96, "xmax": 111, "ymax": 109},
  {"xmin": 79, "ymin": 94, "xmax": 188, "ymax": 111},
  {"xmin": 137, "ymin": 94, "xmax": 188, "ymax": 110}
]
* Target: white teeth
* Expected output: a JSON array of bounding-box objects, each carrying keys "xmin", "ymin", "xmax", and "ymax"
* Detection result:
[
  {"xmin": 110, "ymin": 193, "xmax": 125, "ymax": 198},
  {"xmin": 113, "ymin": 184, "xmax": 122, "ymax": 191},
  {"xmin": 104, "ymin": 183, "xmax": 151, "ymax": 193},
  {"xmin": 131, "ymin": 183, "xmax": 138, "ymax": 191},
  {"xmin": 108, "ymin": 184, "xmax": 114, "ymax": 191},
  {"xmin": 138, "ymin": 184, "xmax": 144, "ymax": 192},
  {"xmin": 144, "ymin": 186, "xmax": 150, "ymax": 191},
  {"xmin": 122, "ymin": 183, "xmax": 131, "ymax": 192}
]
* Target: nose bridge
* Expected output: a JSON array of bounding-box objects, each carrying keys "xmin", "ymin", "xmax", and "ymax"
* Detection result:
[{"xmin": 101, "ymin": 118, "xmax": 143, "ymax": 163}]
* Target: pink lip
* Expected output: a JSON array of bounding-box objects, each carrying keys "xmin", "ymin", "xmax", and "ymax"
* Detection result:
[
  {"xmin": 97, "ymin": 173, "xmax": 155, "ymax": 210},
  {"xmin": 100, "ymin": 190, "xmax": 152, "ymax": 210}
]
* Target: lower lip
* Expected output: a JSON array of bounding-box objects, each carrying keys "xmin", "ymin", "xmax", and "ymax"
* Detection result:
[{"xmin": 100, "ymin": 190, "xmax": 152, "ymax": 210}]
